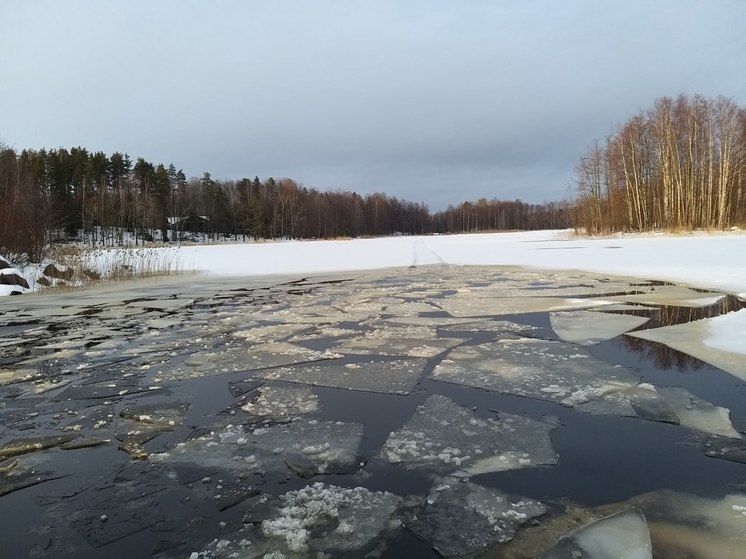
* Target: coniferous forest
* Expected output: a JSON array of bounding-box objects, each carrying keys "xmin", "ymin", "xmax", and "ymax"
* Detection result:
[
  {"xmin": 0, "ymin": 144, "xmax": 569, "ymax": 262},
  {"xmin": 2, "ymin": 94, "xmax": 745, "ymax": 264}
]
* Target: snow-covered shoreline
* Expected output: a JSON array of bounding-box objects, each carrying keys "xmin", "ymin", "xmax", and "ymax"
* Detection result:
[
  {"xmin": 3, "ymin": 229, "xmax": 746, "ymax": 298},
  {"xmin": 168, "ymin": 229, "xmax": 746, "ymax": 299}
]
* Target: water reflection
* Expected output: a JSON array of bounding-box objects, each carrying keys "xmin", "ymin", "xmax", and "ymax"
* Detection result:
[
  {"xmin": 620, "ymin": 336, "xmax": 706, "ymax": 372},
  {"xmin": 614, "ymin": 295, "xmax": 745, "ymax": 372}
]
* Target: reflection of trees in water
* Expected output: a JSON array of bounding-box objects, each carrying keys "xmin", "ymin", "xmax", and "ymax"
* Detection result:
[
  {"xmin": 647, "ymin": 296, "xmax": 745, "ymax": 328},
  {"xmin": 619, "ymin": 336, "xmax": 705, "ymax": 372},
  {"xmin": 615, "ymin": 295, "xmax": 745, "ymax": 372}
]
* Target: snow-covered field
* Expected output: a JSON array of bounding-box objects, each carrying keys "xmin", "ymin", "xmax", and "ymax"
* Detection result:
[
  {"xmin": 164, "ymin": 230, "xmax": 746, "ymax": 298},
  {"xmin": 5, "ymin": 229, "xmax": 746, "ymax": 297}
]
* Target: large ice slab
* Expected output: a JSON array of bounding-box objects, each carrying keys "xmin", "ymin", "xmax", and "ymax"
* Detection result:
[
  {"xmin": 550, "ymin": 310, "xmax": 649, "ymax": 345},
  {"xmin": 335, "ymin": 334, "xmax": 462, "ymax": 358},
  {"xmin": 152, "ymin": 418, "xmax": 363, "ymax": 478},
  {"xmin": 431, "ymin": 340, "xmax": 639, "ymax": 407},
  {"xmin": 379, "ymin": 395, "xmax": 557, "ymax": 476},
  {"xmin": 541, "ymin": 509, "xmax": 652, "ymax": 559},
  {"xmin": 258, "ymin": 357, "xmax": 429, "ymax": 395},
  {"xmin": 610, "ymin": 286, "xmax": 726, "ymax": 308},
  {"xmin": 626, "ymin": 312, "xmax": 746, "ymax": 381},
  {"xmin": 436, "ymin": 296, "xmax": 612, "ymax": 318},
  {"xmin": 406, "ymin": 478, "xmax": 546, "ymax": 556}
]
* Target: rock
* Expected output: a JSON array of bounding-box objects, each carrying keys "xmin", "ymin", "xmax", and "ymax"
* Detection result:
[
  {"xmin": 43, "ymin": 263, "xmax": 74, "ymax": 281},
  {"xmin": 0, "ymin": 257, "xmax": 9, "ymax": 270},
  {"xmin": 37, "ymin": 276, "xmax": 52, "ymax": 287},
  {"xmin": 82, "ymin": 268, "xmax": 101, "ymax": 280},
  {"xmin": 0, "ymin": 272, "xmax": 29, "ymax": 289}
]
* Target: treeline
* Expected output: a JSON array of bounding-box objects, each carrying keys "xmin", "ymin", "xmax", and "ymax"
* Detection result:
[
  {"xmin": 0, "ymin": 143, "xmax": 568, "ymax": 262},
  {"xmin": 574, "ymin": 94, "xmax": 746, "ymax": 233}
]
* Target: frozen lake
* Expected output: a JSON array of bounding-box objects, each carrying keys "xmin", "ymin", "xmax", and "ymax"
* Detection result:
[{"xmin": 1, "ymin": 265, "xmax": 745, "ymax": 558}]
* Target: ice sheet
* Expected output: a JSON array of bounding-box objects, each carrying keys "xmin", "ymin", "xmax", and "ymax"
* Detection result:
[
  {"xmin": 379, "ymin": 394, "xmax": 558, "ymax": 476},
  {"xmin": 258, "ymin": 357, "xmax": 429, "ymax": 394},
  {"xmin": 436, "ymin": 296, "xmax": 612, "ymax": 317},
  {"xmin": 431, "ymin": 340, "xmax": 639, "ymax": 407},
  {"xmin": 627, "ymin": 315, "xmax": 746, "ymax": 382},
  {"xmin": 407, "ymin": 478, "xmax": 546, "ymax": 556},
  {"xmin": 541, "ymin": 509, "xmax": 652, "ymax": 559},
  {"xmin": 550, "ymin": 310, "xmax": 649, "ymax": 345}
]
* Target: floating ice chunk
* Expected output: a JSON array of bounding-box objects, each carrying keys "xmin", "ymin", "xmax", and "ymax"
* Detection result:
[
  {"xmin": 541, "ymin": 509, "xmax": 652, "ymax": 559},
  {"xmin": 379, "ymin": 395, "xmax": 557, "ymax": 476},
  {"xmin": 120, "ymin": 401, "xmax": 189, "ymax": 427},
  {"xmin": 231, "ymin": 323, "xmax": 313, "ymax": 342},
  {"xmin": 241, "ymin": 342, "xmax": 341, "ymax": 370},
  {"xmin": 261, "ymin": 482, "xmax": 400, "ymax": 553},
  {"xmin": 655, "ymin": 387, "xmax": 741, "ymax": 439},
  {"xmin": 611, "ymin": 286, "xmax": 725, "ymax": 308},
  {"xmin": 436, "ymin": 296, "xmax": 611, "ymax": 318},
  {"xmin": 406, "ymin": 479, "xmax": 546, "ymax": 556},
  {"xmin": 258, "ymin": 358, "xmax": 428, "ymax": 395},
  {"xmin": 550, "ymin": 310, "xmax": 649, "ymax": 345},
  {"xmin": 241, "ymin": 385, "xmax": 318, "ymax": 421},
  {"xmin": 438, "ymin": 319, "xmax": 539, "ymax": 334},
  {"xmin": 335, "ymin": 334, "xmax": 462, "ymax": 358},
  {"xmin": 599, "ymin": 490, "xmax": 746, "ymax": 559},
  {"xmin": 627, "ymin": 314, "xmax": 746, "ymax": 382},
  {"xmin": 431, "ymin": 340, "xmax": 639, "ymax": 406},
  {"xmin": 154, "ymin": 418, "xmax": 363, "ymax": 478}
]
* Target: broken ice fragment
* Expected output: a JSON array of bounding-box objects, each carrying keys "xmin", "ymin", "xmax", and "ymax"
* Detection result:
[
  {"xmin": 259, "ymin": 357, "xmax": 428, "ymax": 395},
  {"xmin": 541, "ymin": 509, "xmax": 652, "ymax": 559},
  {"xmin": 241, "ymin": 385, "xmax": 318, "ymax": 421},
  {"xmin": 436, "ymin": 296, "xmax": 611, "ymax": 318},
  {"xmin": 261, "ymin": 482, "xmax": 400, "ymax": 553},
  {"xmin": 627, "ymin": 310, "xmax": 746, "ymax": 382},
  {"xmin": 611, "ymin": 286, "xmax": 725, "ymax": 308},
  {"xmin": 0, "ymin": 434, "xmax": 79, "ymax": 459},
  {"xmin": 431, "ymin": 339, "xmax": 639, "ymax": 407},
  {"xmin": 335, "ymin": 334, "xmax": 462, "ymax": 358},
  {"xmin": 406, "ymin": 479, "xmax": 546, "ymax": 556},
  {"xmin": 379, "ymin": 395, "xmax": 557, "ymax": 476},
  {"xmin": 550, "ymin": 310, "xmax": 649, "ymax": 345}
]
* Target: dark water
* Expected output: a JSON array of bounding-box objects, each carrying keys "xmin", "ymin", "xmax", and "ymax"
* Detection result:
[{"xmin": 0, "ymin": 273, "xmax": 744, "ymax": 558}]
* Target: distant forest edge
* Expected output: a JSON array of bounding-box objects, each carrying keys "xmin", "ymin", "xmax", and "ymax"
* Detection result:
[
  {"xmin": 573, "ymin": 94, "xmax": 746, "ymax": 234},
  {"xmin": 2, "ymin": 94, "xmax": 745, "ymax": 263},
  {"xmin": 0, "ymin": 147, "xmax": 569, "ymax": 263}
]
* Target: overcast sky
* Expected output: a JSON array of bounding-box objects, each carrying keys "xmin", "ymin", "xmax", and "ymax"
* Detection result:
[{"xmin": 1, "ymin": 1, "xmax": 744, "ymax": 209}]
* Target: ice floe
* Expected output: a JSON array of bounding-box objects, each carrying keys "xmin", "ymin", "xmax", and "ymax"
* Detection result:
[
  {"xmin": 379, "ymin": 394, "xmax": 558, "ymax": 476},
  {"xmin": 406, "ymin": 478, "xmax": 547, "ymax": 556},
  {"xmin": 258, "ymin": 357, "xmax": 429, "ymax": 394},
  {"xmin": 541, "ymin": 509, "xmax": 652, "ymax": 559},
  {"xmin": 153, "ymin": 418, "xmax": 363, "ymax": 478},
  {"xmin": 431, "ymin": 339, "xmax": 639, "ymax": 407},
  {"xmin": 627, "ymin": 312, "xmax": 746, "ymax": 382},
  {"xmin": 550, "ymin": 310, "xmax": 649, "ymax": 345},
  {"xmin": 240, "ymin": 385, "xmax": 318, "ymax": 422}
]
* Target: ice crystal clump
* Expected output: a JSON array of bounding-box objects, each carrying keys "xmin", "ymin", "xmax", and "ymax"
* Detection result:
[{"xmin": 261, "ymin": 482, "xmax": 400, "ymax": 553}]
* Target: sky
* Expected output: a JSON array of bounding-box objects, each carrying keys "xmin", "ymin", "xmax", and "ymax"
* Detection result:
[{"xmin": 1, "ymin": 1, "xmax": 744, "ymax": 210}]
